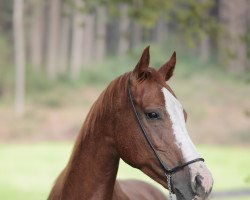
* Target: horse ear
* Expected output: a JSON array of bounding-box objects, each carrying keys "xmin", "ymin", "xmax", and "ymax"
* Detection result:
[
  {"xmin": 133, "ymin": 46, "xmax": 150, "ymax": 79},
  {"xmin": 158, "ymin": 51, "xmax": 176, "ymax": 81}
]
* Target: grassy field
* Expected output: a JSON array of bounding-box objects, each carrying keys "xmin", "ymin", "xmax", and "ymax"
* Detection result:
[{"xmin": 0, "ymin": 143, "xmax": 250, "ymax": 200}]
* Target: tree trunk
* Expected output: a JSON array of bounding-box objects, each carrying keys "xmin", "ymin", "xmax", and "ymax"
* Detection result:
[
  {"xmin": 13, "ymin": 0, "xmax": 26, "ymax": 116},
  {"xmin": 219, "ymin": 0, "xmax": 248, "ymax": 73},
  {"xmin": 70, "ymin": 0, "xmax": 85, "ymax": 79},
  {"xmin": 199, "ymin": 35, "xmax": 210, "ymax": 63},
  {"xmin": 82, "ymin": 13, "xmax": 95, "ymax": 66},
  {"xmin": 247, "ymin": 1, "xmax": 250, "ymax": 70},
  {"xmin": 152, "ymin": 19, "xmax": 167, "ymax": 45},
  {"xmin": 59, "ymin": 2, "xmax": 71, "ymax": 74},
  {"xmin": 130, "ymin": 22, "xmax": 142, "ymax": 50},
  {"xmin": 30, "ymin": 0, "xmax": 44, "ymax": 71},
  {"xmin": 45, "ymin": 0, "xmax": 61, "ymax": 79},
  {"xmin": 106, "ymin": 20, "xmax": 118, "ymax": 55},
  {"xmin": 117, "ymin": 4, "xmax": 130, "ymax": 57},
  {"xmin": 95, "ymin": 6, "xmax": 107, "ymax": 62}
]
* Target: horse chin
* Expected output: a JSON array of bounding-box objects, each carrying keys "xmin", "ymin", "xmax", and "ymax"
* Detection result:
[
  {"xmin": 171, "ymin": 170, "xmax": 198, "ymax": 200},
  {"xmin": 152, "ymin": 174, "xmax": 197, "ymax": 200},
  {"xmin": 173, "ymin": 187, "xmax": 198, "ymax": 200},
  {"xmin": 141, "ymin": 166, "xmax": 203, "ymax": 200},
  {"xmin": 174, "ymin": 188, "xmax": 186, "ymax": 200}
]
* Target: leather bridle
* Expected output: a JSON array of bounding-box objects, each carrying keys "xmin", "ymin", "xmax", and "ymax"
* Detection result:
[{"xmin": 127, "ymin": 78, "xmax": 204, "ymax": 197}]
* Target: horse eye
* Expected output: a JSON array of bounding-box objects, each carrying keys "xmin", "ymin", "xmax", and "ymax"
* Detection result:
[{"xmin": 146, "ymin": 112, "xmax": 160, "ymax": 120}]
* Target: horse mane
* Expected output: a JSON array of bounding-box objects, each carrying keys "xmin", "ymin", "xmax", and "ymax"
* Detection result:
[
  {"xmin": 49, "ymin": 72, "xmax": 132, "ymax": 199},
  {"xmin": 90, "ymin": 67, "xmax": 156, "ymax": 127},
  {"xmin": 81, "ymin": 67, "xmax": 159, "ymax": 141},
  {"xmin": 49, "ymin": 69, "xmax": 159, "ymax": 199},
  {"xmin": 82, "ymin": 72, "xmax": 131, "ymax": 137},
  {"xmin": 74, "ymin": 68, "xmax": 157, "ymax": 161}
]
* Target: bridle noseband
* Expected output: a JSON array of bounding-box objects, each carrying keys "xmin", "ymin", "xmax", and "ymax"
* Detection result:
[{"xmin": 127, "ymin": 78, "xmax": 204, "ymax": 198}]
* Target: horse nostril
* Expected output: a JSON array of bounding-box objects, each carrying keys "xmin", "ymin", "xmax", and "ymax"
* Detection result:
[
  {"xmin": 193, "ymin": 175, "xmax": 205, "ymax": 196},
  {"xmin": 195, "ymin": 175, "xmax": 202, "ymax": 187}
]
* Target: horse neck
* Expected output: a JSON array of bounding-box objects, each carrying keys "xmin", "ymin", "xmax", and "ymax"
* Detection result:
[{"xmin": 55, "ymin": 75, "xmax": 128, "ymax": 200}]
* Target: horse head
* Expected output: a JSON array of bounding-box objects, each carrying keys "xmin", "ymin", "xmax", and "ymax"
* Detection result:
[{"xmin": 115, "ymin": 47, "xmax": 213, "ymax": 200}]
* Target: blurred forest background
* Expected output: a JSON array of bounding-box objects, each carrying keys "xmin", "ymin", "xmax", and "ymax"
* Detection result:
[{"xmin": 0, "ymin": 0, "xmax": 250, "ymax": 199}]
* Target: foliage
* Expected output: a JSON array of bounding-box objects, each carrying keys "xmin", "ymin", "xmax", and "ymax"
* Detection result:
[
  {"xmin": 83, "ymin": 0, "xmax": 218, "ymax": 45},
  {"xmin": 168, "ymin": 0, "xmax": 219, "ymax": 46}
]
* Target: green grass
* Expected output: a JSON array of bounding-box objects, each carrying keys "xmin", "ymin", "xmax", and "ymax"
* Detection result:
[{"xmin": 0, "ymin": 143, "xmax": 250, "ymax": 200}]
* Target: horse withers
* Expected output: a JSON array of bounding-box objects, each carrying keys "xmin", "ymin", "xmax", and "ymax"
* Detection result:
[{"xmin": 48, "ymin": 47, "xmax": 213, "ymax": 200}]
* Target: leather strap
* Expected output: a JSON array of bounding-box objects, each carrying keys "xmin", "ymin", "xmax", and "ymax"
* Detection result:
[{"xmin": 127, "ymin": 78, "xmax": 204, "ymax": 175}]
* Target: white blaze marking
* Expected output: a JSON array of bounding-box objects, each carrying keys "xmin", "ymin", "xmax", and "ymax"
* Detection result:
[
  {"xmin": 161, "ymin": 87, "xmax": 200, "ymax": 162},
  {"xmin": 162, "ymin": 87, "xmax": 214, "ymax": 193}
]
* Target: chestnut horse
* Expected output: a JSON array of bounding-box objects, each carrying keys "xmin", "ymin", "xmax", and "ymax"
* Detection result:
[{"xmin": 48, "ymin": 47, "xmax": 213, "ymax": 200}]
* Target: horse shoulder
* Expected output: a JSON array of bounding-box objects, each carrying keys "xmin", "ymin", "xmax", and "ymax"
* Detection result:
[{"xmin": 113, "ymin": 180, "xmax": 167, "ymax": 200}]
